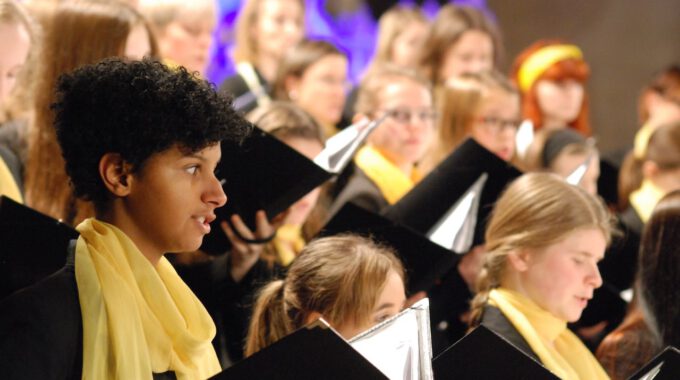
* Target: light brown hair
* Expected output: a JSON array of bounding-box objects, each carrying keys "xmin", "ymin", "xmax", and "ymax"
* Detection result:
[
  {"xmin": 245, "ymin": 234, "xmax": 405, "ymax": 356},
  {"xmin": 272, "ymin": 39, "xmax": 344, "ymax": 101},
  {"xmin": 246, "ymin": 100, "xmax": 324, "ymax": 143},
  {"xmin": 618, "ymin": 121, "xmax": 680, "ymax": 210},
  {"xmin": 24, "ymin": 0, "xmax": 158, "ymax": 225},
  {"xmin": 232, "ymin": 0, "xmax": 305, "ymax": 65},
  {"xmin": 366, "ymin": 5, "xmax": 427, "ymax": 74},
  {"xmin": 420, "ymin": 70, "xmax": 517, "ymax": 174},
  {"xmin": 354, "ymin": 63, "xmax": 431, "ymax": 116},
  {"xmin": 418, "ymin": 4, "xmax": 502, "ymax": 86},
  {"xmin": 0, "ymin": 0, "xmax": 40, "ymax": 122},
  {"xmin": 468, "ymin": 173, "xmax": 613, "ymax": 328}
]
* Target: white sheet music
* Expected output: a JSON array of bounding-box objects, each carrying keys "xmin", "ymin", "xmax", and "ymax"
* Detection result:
[{"xmin": 349, "ymin": 298, "xmax": 433, "ymax": 380}]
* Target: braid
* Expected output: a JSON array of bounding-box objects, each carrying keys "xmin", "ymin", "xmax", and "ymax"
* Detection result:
[{"xmin": 468, "ymin": 248, "xmax": 507, "ymax": 329}]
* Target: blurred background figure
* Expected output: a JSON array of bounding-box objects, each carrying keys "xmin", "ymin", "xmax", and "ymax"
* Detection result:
[
  {"xmin": 511, "ymin": 40, "xmax": 591, "ymax": 136},
  {"xmin": 273, "ymin": 39, "xmax": 348, "ymax": 138},
  {"xmin": 219, "ymin": 0, "xmax": 305, "ymax": 114},
  {"xmin": 0, "ymin": 0, "xmax": 38, "ymax": 202},
  {"xmin": 343, "ymin": 4, "xmax": 429, "ymax": 122},
  {"xmin": 328, "ymin": 65, "xmax": 434, "ymax": 215},
  {"xmin": 522, "ymin": 128, "xmax": 600, "ymax": 195},
  {"xmin": 420, "ymin": 70, "xmax": 519, "ymax": 174},
  {"xmin": 25, "ymin": 0, "xmax": 157, "ymax": 225},
  {"xmin": 139, "ymin": 0, "xmax": 214, "ymax": 77},
  {"xmin": 418, "ymin": 4, "xmax": 502, "ymax": 91},
  {"xmin": 597, "ymin": 190, "xmax": 680, "ymax": 380}
]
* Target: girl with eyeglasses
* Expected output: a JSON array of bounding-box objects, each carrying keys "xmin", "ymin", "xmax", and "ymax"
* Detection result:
[
  {"xmin": 420, "ymin": 70, "xmax": 519, "ymax": 174},
  {"xmin": 327, "ymin": 64, "xmax": 435, "ymax": 216}
]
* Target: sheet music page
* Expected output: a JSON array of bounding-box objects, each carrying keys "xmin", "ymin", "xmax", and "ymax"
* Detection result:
[{"xmin": 349, "ymin": 298, "xmax": 433, "ymax": 380}]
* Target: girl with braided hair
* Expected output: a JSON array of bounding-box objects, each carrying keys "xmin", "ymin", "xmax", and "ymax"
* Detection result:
[{"xmin": 468, "ymin": 173, "xmax": 614, "ymax": 380}]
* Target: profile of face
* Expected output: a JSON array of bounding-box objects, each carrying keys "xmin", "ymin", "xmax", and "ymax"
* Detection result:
[
  {"xmin": 116, "ymin": 144, "xmax": 227, "ymax": 256},
  {"xmin": 124, "ymin": 24, "xmax": 152, "ymax": 61},
  {"xmin": 0, "ymin": 21, "xmax": 30, "ymax": 106},
  {"xmin": 158, "ymin": 12, "xmax": 215, "ymax": 76},
  {"xmin": 367, "ymin": 78, "xmax": 434, "ymax": 170},
  {"xmin": 254, "ymin": 0, "xmax": 304, "ymax": 60},
  {"xmin": 439, "ymin": 29, "xmax": 493, "ymax": 82},
  {"xmin": 645, "ymin": 161, "xmax": 680, "ymax": 195},
  {"xmin": 645, "ymin": 91, "xmax": 680, "ymax": 127},
  {"xmin": 390, "ymin": 20, "xmax": 428, "ymax": 69},
  {"xmin": 470, "ymin": 90, "xmax": 519, "ymax": 161},
  {"xmin": 287, "ymin": 54, "xmax": 348, "ymax": 127},
  {"xmin": 281, "ymin": 136, "xmax": 323, "ymax": 225},
  {"xmin": 334, "ymin": 269, "xmax": 406, "ymax": 340},
  {"xmin": 551, "ymin": 151, "xmax": 600, "ymax": 196},
  {"xmin": 511, "ymin": 227, "xmax": 605, "ymax": 322},
  {"xmin": 535, "ymin": 78, "xmax": 585, "ymax": 127}
]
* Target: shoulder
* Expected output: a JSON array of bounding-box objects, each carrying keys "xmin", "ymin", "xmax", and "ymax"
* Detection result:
[
  {"xmin": 596, "ymin": 319, "xmax": 658, "ymax": 380},
  {"xmin": 480, "ymin": 305, "xmax": 541, "ymax": 363},
  {"xmin": 0, "ymin": 262, "xmax": 82, "ymax": 379},
  {"xmin": 219, "ymin": 73, "xmax": 250, "ymax": 98}
]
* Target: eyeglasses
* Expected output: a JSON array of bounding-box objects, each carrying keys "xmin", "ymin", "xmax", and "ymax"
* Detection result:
[
  {"xmin": 476, "ymin": 116, "xmax": 521, "ymax": 133},
  {"xmin": 383, "ymin": 108, "xmax": 438, "ymax": 125}
]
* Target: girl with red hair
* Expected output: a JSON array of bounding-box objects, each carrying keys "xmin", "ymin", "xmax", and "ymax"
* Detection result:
[{"xmin": 511, "ymin": 40, "xmax": 591, "ymax": 136}]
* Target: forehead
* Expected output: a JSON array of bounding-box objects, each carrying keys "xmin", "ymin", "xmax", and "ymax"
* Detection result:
[
  {"xmin": 258, "ymin": 0, "xmax": 302, "ymax": 17},
  {"xmin": 304, "ymin": 54, "xmax": 347, "ymax": 76},
  {"xmin": 378, "ymin": 79, "xmax": 431, "ymax": 106},
  {"xmin": 537, "ymin": 227, "xmax": 606, "ymax": 261}
]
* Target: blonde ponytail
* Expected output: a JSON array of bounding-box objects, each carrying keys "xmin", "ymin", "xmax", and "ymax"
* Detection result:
[{"xmin": 244, "ymin": 280, "xmax": 293, "ymax": 357}]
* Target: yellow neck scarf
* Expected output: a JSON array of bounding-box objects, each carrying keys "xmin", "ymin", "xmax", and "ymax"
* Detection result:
[
  {"xmin": 273, "ymin": 223, "xmax": 305, "ymax": 267},
  {"xmin": 354, "ymin": 145, "xmax": 420, "ymax": 205},
  {"xmin": 630, "ymin": 179, "xmax": 665, "ymax": 223},
  {"xmin": 0, "ymin": 156, "xmax": 22, "ymax": 203},
  {"xmin": 75, "ymin": 219, "xmax": 221, "ymax": 380},
  {"xmin": 489, "ymin": 288, "xmax": 609, "ymax": 380}
]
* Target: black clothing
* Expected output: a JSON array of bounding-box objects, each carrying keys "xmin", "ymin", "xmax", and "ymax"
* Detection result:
[
  {"xmin": 328, "ymin": 166, "xmax": 388, "ymax": 217},
  {"xmin": 218, "ymin": 69, "xmax": 270, "ymax": 115},
  {"xmin": 0, "ymin": 244, "xmax": 179, "ymax": 380},
  {"xmin": 480, "ymin": 305, "xmax": 541, "ymax": 364},
  {"xmin": 175, "ymin": 254, "xmax": 282, "ymax": 366}
]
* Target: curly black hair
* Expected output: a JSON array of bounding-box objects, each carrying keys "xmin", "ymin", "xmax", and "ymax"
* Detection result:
[{"xmin": 53, "ymin": 57, "xmax": 250, "ymax": 207}]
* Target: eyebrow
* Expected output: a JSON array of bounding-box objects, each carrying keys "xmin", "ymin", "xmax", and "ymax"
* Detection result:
[
  {"xmin": 374, "ymin": 303, "xmax": 395, "ymax": 313},
  {"xmin": 576, "ymin": 250, "xmax": 604, "ymax": 262}
]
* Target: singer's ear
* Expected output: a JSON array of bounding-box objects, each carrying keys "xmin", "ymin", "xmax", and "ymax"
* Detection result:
[{"xmin": 99, "ymin": 153, "xmax": 133, "ymax": 197}]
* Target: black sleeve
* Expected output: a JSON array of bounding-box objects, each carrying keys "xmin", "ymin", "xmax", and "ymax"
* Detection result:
[
  {"xmin": 0, "ymin": 267, "xmax": 82, "ymax": 380},
  {"xmin": 175, "ymin": 254, "xmax": 281, "ymax": 364}
]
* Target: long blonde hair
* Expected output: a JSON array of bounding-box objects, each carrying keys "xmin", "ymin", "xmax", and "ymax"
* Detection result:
[
  {"xmin": 354, "ymin": 63, "xmax": 431, "ymax": 116},
  {"xmin": 366, "ymin": 5, "xmax": 427, "ymax": 74},
  {"xmin": 418, "ymin": 4, "xmax": 502, "ymax": 86},
  {"xmin": 0, "ymin": 0, "xmax": 40, "ymax": 122},
  {"xmin": 232, "ymin": 0, "xmax": 305, "ymax": 65},
  {"xmin": 24, "ymin": 0, "xmax": 158, "ymax": 224},
  {"xmin": 468, "ymin": 173, "xmax": 613, "ymax": 328},
  {"xmin": 420, "ymin": 70, "xmax": 516, "ymax": 174},
  {"xmin": 245, "ymin": 234, "xmax": 404, "ymax": 356}
]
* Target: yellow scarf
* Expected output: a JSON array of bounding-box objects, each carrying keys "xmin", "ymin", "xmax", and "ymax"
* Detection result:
[
  {"xmin": 0, "ymin": 156, "xmax": 22, "ymax": 203},
  {"xmin": 75, "ymin": 219, "xmax": 221, "ymax": 380},
  {"xmin": 354, "ymin": 145, "xmax": 420, "ymax": 205},
  {"xmin": 630, "ymin": 179, "xmax": 665, "ymax": 224},
  {"xmin": 273, "ymin": 223, "xmax": 305, "ymax": 267},
  {"xmin": 488, "ymin": 288, "xmax": 609, "ymax": 380}
]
